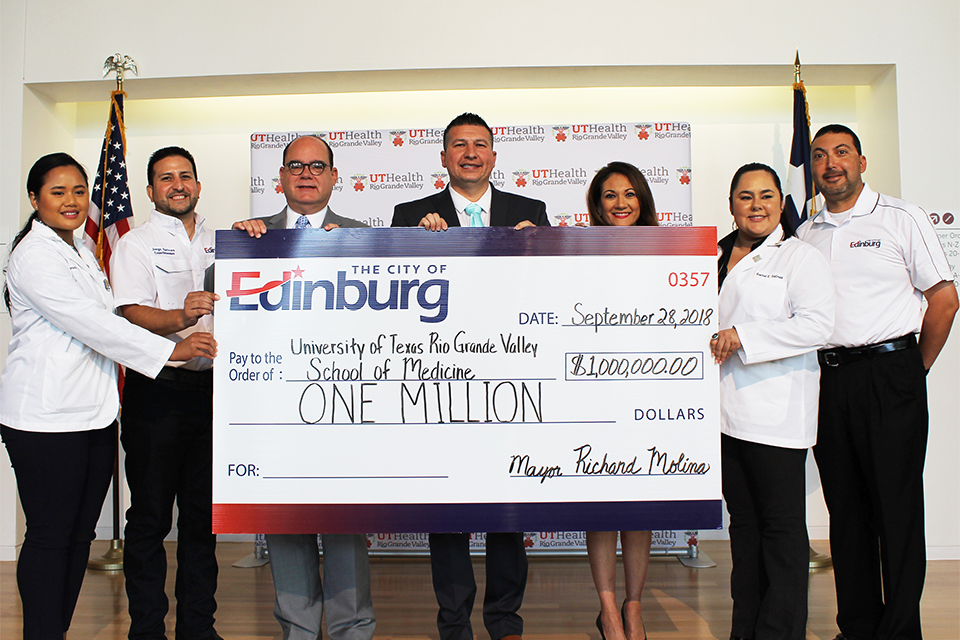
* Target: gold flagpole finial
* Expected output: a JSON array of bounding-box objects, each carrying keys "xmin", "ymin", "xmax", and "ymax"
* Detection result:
[
  {"xmin": 103, "ymin": 54, "xmax": 138, "ymax": 93},
  {"xmin": 794, "ymin": 50, "xmax": 802, "ymax": 84}
]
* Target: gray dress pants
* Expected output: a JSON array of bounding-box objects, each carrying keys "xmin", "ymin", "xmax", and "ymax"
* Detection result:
[{"xmin": 265, "ymin": 534, "xmax": 375, "ymax": 640}]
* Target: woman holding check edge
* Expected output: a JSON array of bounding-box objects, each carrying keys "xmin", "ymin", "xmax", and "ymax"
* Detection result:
[{"xmin": 0, "ymin": 153, "xmax": 216, "ymax": 640}]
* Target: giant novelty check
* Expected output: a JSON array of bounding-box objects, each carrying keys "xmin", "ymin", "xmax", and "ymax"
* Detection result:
[{"xmin": 212, "ymin": 226, "xmax": 721, "ymax": 534}]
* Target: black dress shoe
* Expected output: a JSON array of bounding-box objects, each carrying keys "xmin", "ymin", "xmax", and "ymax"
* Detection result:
[{"xmin": 832, "ymin": 634, "xmax": 846, "ymax": 640}]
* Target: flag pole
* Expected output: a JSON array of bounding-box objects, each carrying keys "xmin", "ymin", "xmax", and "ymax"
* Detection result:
[
  {"xmin": 793, "ymin": 50, "xmax": 832, "ymax": 570},
  {"xmin": 88, "ymin": 54, "xmax": 137, "ymax": 572},
  {"xmin": 794, "ymin": 51, "xmax": 817, "ymax": 217}
]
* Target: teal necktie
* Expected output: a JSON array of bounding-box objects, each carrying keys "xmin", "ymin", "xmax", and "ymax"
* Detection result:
[{"xmin": 465, "ymin": 203, "xmax": 484, "ymax": 227}]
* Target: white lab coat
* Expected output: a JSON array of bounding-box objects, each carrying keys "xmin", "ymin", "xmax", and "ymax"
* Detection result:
[
  {"xmin": 0, "ymin": 221, "xmax": 173, "ymax": 433},
  {"xmin": 718, "ymin": 230, "xmax": 835, "ymax": 448}
]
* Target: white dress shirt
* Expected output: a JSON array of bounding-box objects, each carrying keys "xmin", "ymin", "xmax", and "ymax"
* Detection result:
[
  {"xmin": 285, "ymin": 206, "xmax": 330, "ymax": 229},
  {"xmin": 0, "ymin": 221, "xmax": 173, "ymax": 433},
  {"xmin": 449, "ymin": 185, "xmax": 492, "ymax": 227}
]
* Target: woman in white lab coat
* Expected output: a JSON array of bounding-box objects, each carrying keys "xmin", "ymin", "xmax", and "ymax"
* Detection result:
[
  {"xmin": 585, "ymin": 162, "xmax": 657, "ymax": 640},
  {"xmin": 710, "ymin": 163, "xmax": 834, "ymax": 640},
  {"xmin": 0, "ymin": 153, "xmax": 217, "ymax": 640}
]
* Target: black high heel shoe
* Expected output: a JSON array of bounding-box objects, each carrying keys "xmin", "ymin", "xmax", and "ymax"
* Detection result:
[{"xmin": 596, "ymin": 613, "xmax": 606, "ymax": 640}]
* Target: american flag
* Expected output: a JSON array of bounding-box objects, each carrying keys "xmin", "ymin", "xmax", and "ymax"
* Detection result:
[
  {"xmin": 84, "ymin": 90, "xmax": 133, "ymax": 279},
  {"xmin": 783, "ymin": 75, "xmax": 816, "ymax": 232}
]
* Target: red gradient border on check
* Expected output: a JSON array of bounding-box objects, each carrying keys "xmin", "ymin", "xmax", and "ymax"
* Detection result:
[{"xmin": 213, "ymin": 500, "xmax": 722, "ymax": 534}]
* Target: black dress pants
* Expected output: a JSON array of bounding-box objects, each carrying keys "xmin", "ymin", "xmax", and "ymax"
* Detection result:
[
  {"xmin": 429, "ymin": 532, "xmax": 528, "ymax": 640},
  {"xmin": 1, "ymin": 423, "xmax": 115, "ymax": 640},
  {"xmin": 815, "ymin": 347, "xmax": 927, "ymax": 640},
  {"xmin": 722, "ymin": 433, "xmax": 809, "ymax": 640},
  {"xmin": 121, "ymin": 369, "xmax": 218, "ymax": 640}
]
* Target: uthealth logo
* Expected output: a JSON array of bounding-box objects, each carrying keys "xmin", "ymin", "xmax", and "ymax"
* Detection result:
[{"xmin": 227, "ymin": 269, "xmax": 450, "ymax": 323}]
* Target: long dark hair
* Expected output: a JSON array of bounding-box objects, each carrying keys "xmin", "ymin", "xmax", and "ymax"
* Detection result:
[
  {"xmin": 728, "ymin": 162, "xmax": 794, "ymax": 238},
  {"xmin": 4, "ymin": 153, "xmax": 89, "ymax": 310},
  {"xmin": 586, "ymin": 161, "xmax": 658, "ymax": 227}
]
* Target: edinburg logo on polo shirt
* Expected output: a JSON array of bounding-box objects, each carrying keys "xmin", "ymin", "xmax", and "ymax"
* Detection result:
[{"xmin": 850, "ymin": 239, "xmax": 882, "ymax": 248}]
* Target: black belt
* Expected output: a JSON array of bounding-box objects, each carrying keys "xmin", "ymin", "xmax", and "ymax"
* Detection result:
[
  {"xmin": 155, "ymin": 366, "xmax": 213, "ymax": 386},
  {"xmin": 817, "ymin": 334, "xmax": 916, "ymax": 367}
]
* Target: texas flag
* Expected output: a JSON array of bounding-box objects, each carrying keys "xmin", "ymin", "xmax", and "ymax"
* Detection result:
[{"xmin": 783, "ymin": 80, "xmax": 816, "ymax": 232}]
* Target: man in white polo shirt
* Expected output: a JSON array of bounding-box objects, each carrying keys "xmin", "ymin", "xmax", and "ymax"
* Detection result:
[
  {"xmin": 797, "ymin": 125, "xmax": 958, "ymax": 640},
  {"xmin": 111, "ymin": 146, "xmax": 221, "ymax": 640}
]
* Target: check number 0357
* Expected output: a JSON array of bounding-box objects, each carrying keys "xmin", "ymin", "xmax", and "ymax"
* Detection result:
[{"xmin": 668, "ymin": 272, "xmax": 710, "ymax": 287}]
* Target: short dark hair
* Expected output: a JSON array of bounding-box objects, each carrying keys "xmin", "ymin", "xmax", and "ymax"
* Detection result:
[
  {"xmin": 147, "ymin": 146, "xmax": 198, "ymax": 185},
  {"xmin": 812, "ymin": 124, "xmax": 862, "ymax": 155},
  {"xmin": 443, "ymin": 113, "xmax": 493, "ymax": 149},
  {"xmin": 7, "ymin": 153, "xmax": 89, "ymax": 310},
  {"xmin": 728, "ymin": 162, "xmax": 794, "ymax": 238},
  {"xmin": 586, "ymin": 161, "xmax": 658, "ymax": 227},
  {"xmin": 282, "ymin": 134, "xmax": 334, "ymax": 167}
]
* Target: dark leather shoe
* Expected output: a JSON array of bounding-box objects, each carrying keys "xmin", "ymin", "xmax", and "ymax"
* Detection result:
[{"xmin": 832, "ymin": 635, "xmax": 846, "ymax": 640}]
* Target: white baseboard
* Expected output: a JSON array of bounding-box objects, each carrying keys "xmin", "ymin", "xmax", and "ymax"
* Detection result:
[{"xmin": 927, "ymin": 546, "xmax": 960, "ymax": 560}]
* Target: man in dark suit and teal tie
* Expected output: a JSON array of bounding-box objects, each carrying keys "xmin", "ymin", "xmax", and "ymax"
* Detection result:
[
  {"xmin": 391, "ymin": 112, "xmax": 548, "ymax": 232},
  {"xmin": 392, "ymin": 112, "xmax": 549, "ymax": 640}
]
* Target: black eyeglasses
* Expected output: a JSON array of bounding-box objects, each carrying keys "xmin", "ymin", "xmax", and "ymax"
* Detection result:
[{"xmin": 285, "ymin": 161, "xmax": 329, "ymax": 176}]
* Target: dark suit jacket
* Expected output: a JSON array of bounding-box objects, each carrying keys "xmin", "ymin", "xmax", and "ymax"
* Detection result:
[
  {"xmin": 205, "ymin": 206, "xmax": 366, "ymax": 292},
  {"xmin": 257, "ymin": 206, "xmax": 368, "ymax": 230},
  {"xmin": 391, "ymin": 186, "xmax": 549, "ymax": 228}
]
